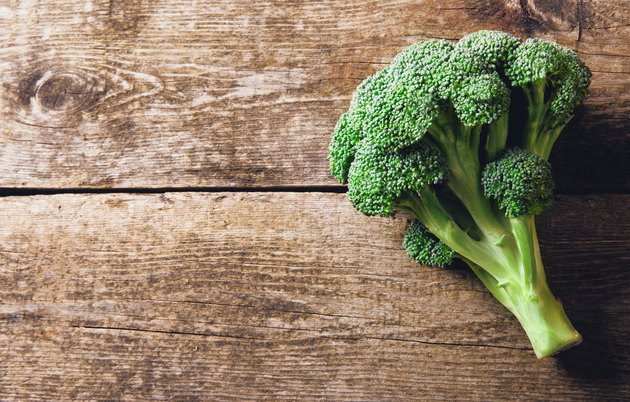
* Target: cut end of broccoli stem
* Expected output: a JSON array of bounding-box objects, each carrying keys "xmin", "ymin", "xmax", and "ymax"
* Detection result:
[
  {"xmin": 470, "ymin": 258, "xmax": 582, "ymax": 359},
  {"xmin": 512, "ymin": 286, "xmax": 583, "ymax": 359},
  {"xmin": 539, "ymin": 332, "xmax": 583, "ymax": 359},
  {"xmin": 466, "ymin": 258, "xmax": 582, "ymax": 359}
]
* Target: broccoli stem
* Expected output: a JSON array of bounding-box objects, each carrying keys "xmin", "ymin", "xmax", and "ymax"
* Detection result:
[
  {"xmin": 498, "ymin": 274, "xmax": 582, "ymax": 359},
  {"xmin": 471, "ymin": 264, "xmax": 582, "ymax": 359},
  {"xmin": 463, "ymin": 219, "xmax": 582, "ymax": 359},
  {"xmin": 399, "ymin": 188, "xmax": 509, "ymax": 278},
  {"xmin": 535, "ymin": 119, "xmax": 571, "ymax": 160},
  {"xmin": 424, "ymin": 103, "xmax": 581, "ymax": 358},
  {"xmin": 521, "ymin": 81, "xmax": 573, "ymax": 160},
  {"xmin": 509, "ymin": 216, "xmax": 539, "ymax": 289},
  {"xmin": 465, "ymin": 259, "xmax": 514, "ymax": 309},
  {"xmin": 485, "ymin": 112, "xmax": 509, "ymax": 161},
  {"xmin": 521, "ymin": 80, "xmax": 549, "ymax": 155},
  {"xmin": 428, "ymin": 109, "xmax": 507, "ymax": 242}
]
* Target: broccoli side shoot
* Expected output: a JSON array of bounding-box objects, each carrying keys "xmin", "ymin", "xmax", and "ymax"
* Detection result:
[
  {"xmin": 403, "ymin": 220, "xmax": 455, "ymax": 268},
  {"xmin": 506, "ymin": 39, "xmax": 591, "ymax": 159},
  {"xmin": 329, "ymin": 30, "xmax": 591, "ymax": 359},
  {"xmin": 482, "ymin": 148, "xmax": 554, "ymax": 218}
]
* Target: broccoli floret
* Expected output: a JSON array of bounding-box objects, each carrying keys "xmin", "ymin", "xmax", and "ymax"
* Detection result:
[
  {"xmin": 363, "ymin": 81, "xmax": 441, "ymax": 150},
  {"xmin": 403, "ymin": 220, "xmax": 455, "ymax": 267},
  {"xmin": 328, "ymin": 31, "xmax": 590, "ymax": 359},
  {"xmin": 329, "ymin": 67, "xmax": 392, "ymax": 182},
  {"xmin": 482, "ymin": 148, "xmax": 554, "ymax": 218},
  {"xmin": 455, "ymin": 30, "xmax": 521, "ymax": 70},
  {"xmin": 347, "ymin": 140, "xmax": 447, "ymax": 217},
  {"xmin": 450, "ymin": 73, "xmax": 510, "ymax": 127},
  {"xmin": 389, "ymin": 40, "xmax": 455, "ymax": 99},
  {"xmin": 506, "ymin": 38, "xmax": 591, "ymax": 159}
]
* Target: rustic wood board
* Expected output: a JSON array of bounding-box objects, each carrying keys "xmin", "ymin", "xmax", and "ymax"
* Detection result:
[
  {"xmin": 1, "ymin": 0, "xmax": 629, "ymax": 399},
  {"xmin": 1, "ymin": 192, "xmax": 628, "ymax": 400},
  {"xmin": 0, "ymin": 0, "xmax": 628, "ymax": 191}
]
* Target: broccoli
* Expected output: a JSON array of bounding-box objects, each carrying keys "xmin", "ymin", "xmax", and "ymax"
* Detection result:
[{"xmin": 329, "ymin": 30, "xmax": 591, "ymax": 359}]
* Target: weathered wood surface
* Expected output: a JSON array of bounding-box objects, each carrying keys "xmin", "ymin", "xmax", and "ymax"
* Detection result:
[
  {"xmin": 1, "ymin": 0, "xmax": 629, "ymax": 400},
  {"xmin": 0, "ymin": 0, "xmax": 628, "ymax": 191},
  {"xmin": 1, "ymin": 193, "xmax": 629, "ymax": 400}
]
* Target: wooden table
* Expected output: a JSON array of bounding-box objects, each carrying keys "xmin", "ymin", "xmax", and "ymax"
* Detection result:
[{"xmin": 1, "ymin": 1, "xmax": 628, "ymax": 400}]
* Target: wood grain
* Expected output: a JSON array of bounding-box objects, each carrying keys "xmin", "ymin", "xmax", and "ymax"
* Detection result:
[
  {"xmin": 0, "ymin": 0, "xmax": 627, "ymax": 191},
  {"xmin": 1, "ymin": 1, "xmax": 628, "ymax": 399},
  {"xmin": 1, "ymin": 192, "xmax": 628, "ymax": 400}
]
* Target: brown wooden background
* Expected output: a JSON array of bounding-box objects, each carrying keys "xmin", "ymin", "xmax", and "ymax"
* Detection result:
[{"xmin": 1, "ymin": 0, "xmax": 628, "ymax": 400}]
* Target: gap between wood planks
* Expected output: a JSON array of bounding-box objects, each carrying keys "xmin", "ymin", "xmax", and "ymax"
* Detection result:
[
  {"xmin": 0, "ymin": 186, "xmax": 627, "ymax": 197},
  {"xmin": 0, "ymin": 186, "xmax": 346, "ymax": 197}
]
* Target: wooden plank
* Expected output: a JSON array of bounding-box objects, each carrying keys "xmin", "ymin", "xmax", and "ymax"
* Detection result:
[
  {"xmin": 0, "ymin": 0, "xmax": 627, "ymax": 191},
  {"xmin": 1, "ymin": 192, "xmax": 628, "ymax": 399}
]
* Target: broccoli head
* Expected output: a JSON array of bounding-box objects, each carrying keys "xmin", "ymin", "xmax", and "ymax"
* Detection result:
[{"xmin": 328, "ymin": 30, "xmax": 591, "ymax": 359}]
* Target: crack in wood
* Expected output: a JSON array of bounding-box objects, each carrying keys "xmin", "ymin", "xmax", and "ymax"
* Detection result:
[
  {"xmin": 71, "ymin": 324, "xmax": 531, "ymax": 352},
  {"xmin": 71, "ymin": 324, "xmax": 263, "ymax": 340},
  {"xmin": 577, "ymin": 0, "xmax": 585, "ymax": 42},
  {"xmin": 357, "ymin": 335, "xmax": 532, "ymax": 351},
  {"xmin": 519, "ymin": 0, "xmax": 533, "ymax": 36},
  {"xmin": 127, "ymin": 297, "xmax": 371, "ymax": 320}
]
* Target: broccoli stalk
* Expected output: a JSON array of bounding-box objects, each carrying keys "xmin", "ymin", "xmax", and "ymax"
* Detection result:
[{"xmin": 329, "ymin": 31, "xmax": 591, "ymax": 358}]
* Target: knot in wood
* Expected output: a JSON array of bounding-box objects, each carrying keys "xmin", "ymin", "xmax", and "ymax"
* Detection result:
[{"xmin": 32, "ymin": 70, "xmax": 99, "ymax": 113}]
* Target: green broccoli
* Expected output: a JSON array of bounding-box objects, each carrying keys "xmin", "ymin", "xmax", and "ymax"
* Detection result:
[{"xmin": 329, "ymin": 30, "xmax": 591, "ymax": 359}]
